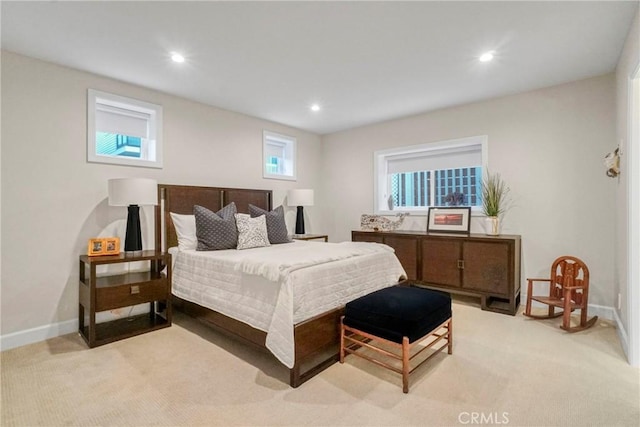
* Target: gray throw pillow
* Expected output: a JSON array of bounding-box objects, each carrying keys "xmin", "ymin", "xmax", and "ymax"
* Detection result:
[
  {"xmin": 248, "ymin": 204, "xmax": 292, "ymax": 244},
  {"xmin": 194, "ymin": 203, "xmax": 238, "ymax": 250}
]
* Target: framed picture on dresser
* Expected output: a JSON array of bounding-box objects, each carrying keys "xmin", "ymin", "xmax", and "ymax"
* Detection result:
[{"xmin": 427, "ymin": 207, "xmax": 471, "ymax": 234}]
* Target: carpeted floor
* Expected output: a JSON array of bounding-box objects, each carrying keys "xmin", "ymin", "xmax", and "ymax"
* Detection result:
[{"xmin": 1, "ymin": 300, "xmax": 639, "ymax": 426}]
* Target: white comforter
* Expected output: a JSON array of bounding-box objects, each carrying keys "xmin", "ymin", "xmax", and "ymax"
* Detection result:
[{"xmin": 171, "ymin": 240, "xmax": 406, "ymax": 368}]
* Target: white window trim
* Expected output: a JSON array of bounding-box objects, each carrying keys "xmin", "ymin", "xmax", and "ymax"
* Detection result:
[
  {"xmin": 373, "ymin": 135, "xmax": 488, "ymax": 216},
  {"xmin": 87, "ymin": 89, "xmax": 163, "ymax": 169},
  {"xmin": 263, "ymin": 130, "xmax": 297, "ymax": 181},
  {"xmin": 626, "ymin": 62, "xmax": 640, "ymax": 366}
]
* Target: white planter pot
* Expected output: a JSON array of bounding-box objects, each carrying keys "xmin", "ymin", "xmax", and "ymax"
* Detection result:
[{"xmin": 485, "ymin": 216, "xmax": 500, "ymax": 235}]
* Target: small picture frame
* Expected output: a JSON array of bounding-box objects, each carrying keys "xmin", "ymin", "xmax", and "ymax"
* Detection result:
[
  {"xmin": 103, "ymin": 237, "xmax": 120, "ymax": 255},
  {"xmin": 427, "ymin": 207, "xmax": 471, "ymax": 234},
  {"xmin": 87, "ymin": 237, "xmax": 120, "ymax": 256},
  {"xmin": 88, "ymin": 238, "xmax": 104, "ymax": 256}
]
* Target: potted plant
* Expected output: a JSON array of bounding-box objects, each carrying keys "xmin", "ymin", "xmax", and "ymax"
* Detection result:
[{"xmin": 481, "ymin": 171, "xmax": 510, "ymax": 235}]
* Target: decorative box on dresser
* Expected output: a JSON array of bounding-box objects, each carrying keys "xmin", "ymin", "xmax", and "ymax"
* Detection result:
[
  {"xmin": 78, "ymin": 250, "xmax": 172, "ymax": 347},
  {"xmin": 352, "ymin": 230, "xmax": 521, "ymax": 315}
]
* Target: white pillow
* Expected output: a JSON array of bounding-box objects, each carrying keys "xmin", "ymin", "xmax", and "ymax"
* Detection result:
[
  {"xmin": 235, "ymin": 213, "xmax": 270, "ymax": 250},
  {"xmin": 170, "ymin": 212, "xmax": 197, "ymax": 251}
]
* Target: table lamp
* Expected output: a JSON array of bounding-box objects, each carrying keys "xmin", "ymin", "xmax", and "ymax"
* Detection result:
[
  {"xmin": 287, "ymin": 189, "xmax": 314, "ymax": 235},
  {"xmin": 108, "ymin": 178, "xmax": 158, "ymax": 253}
]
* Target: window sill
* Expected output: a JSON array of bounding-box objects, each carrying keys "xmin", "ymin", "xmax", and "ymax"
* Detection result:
[{"xmin": 374, "ymin": 208, "xmax": 484, "ymax": 216}]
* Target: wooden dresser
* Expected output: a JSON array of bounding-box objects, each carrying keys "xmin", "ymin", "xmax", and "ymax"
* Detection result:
[{"xmin": 352, "ymin": 230, "xmax": 521, "ymax": 315}]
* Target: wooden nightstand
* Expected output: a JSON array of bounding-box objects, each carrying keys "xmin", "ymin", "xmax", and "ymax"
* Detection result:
[
  {"xmin": 78, "ymin": 250, "xmax": 172, "ymax": 348},
  {"xmin": 291, "ymin": 234, "xmax": 328, "ymax": 242}
]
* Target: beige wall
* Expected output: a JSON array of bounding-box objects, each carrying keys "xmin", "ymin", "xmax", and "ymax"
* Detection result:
[
  {"xmin": 321, "ymin": 74, "xmax": 617, "ymax": 308},
  {"xmin": 0, "ymin": 48, "xmax": 623, "ymax": 345},
  {"xmin": 615, "ymin": 7, "xmax": 640, "ymax": 364},
  {"xmin": 0, "ymin": 51, "xmax": 323, "ymax": 336}
]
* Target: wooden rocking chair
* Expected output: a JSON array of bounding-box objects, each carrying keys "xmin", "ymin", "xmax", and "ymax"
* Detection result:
[{"xmin": 524, "ymin": 256, "xmax": 598, "ymax": 332}]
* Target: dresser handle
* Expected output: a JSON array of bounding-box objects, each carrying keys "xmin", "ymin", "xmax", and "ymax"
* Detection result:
[{"xmin": 457, "ymin": 260, "xmax": 465, "ymax": 269}]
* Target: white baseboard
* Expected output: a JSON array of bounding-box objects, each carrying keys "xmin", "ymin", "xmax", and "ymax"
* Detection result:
[
  {"xmin": 0, "ymin": 304, "xmax": 151, "ymax": 351},
  {"xmin": 0, "ymin": 319, "xmax": 78, "ymax": 352},
  {"xmin": 613, "ymin": 308, "xmax": 630, "ymax": 360},
  {"xmin": 521, "ymin": 290, "xmax": 615, "ymax": 321},
  {"xmin": 0, "ymin": 302, "xmax": 621, "ymax": 353},
  {"xmin": 587, "ymin": 303, "xmax": 615, "ymax": 321}
]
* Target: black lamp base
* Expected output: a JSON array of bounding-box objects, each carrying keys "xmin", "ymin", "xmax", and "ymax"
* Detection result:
[
  {"xmin": 295, "ymin": 206, "xmax": 306, "ymax": 235},
  {"xmin": 124, "ymin": 205, "xmax": 143, "ymax": 253}
]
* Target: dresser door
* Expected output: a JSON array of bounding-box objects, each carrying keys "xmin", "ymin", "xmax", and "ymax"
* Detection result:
[
  {"xmin": 383, "ymin": 236, "xmax": 418, "ymax": 280},
  {"xmin": 421, "ymin": 238, "xmax": 461, "ymax": 287},
  {"xmin": 462, "ymin": 240, "xmax": 510, "ymax": 295}
]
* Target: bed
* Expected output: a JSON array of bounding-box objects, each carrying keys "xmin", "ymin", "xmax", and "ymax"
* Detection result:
[{"xmin": 154, "ymin": 184, "xmax": 406, "ymax": 387}]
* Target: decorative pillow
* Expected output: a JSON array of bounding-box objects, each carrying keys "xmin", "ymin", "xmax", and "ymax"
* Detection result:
[
  {"xmin": 248, "ymin": 204, "xmax": 292, "ymax": 244},
  {"xmin": 169, "ymin": 212, "xmax": 197, "ymax": 251},
  {"xmin": 235, "ymin": 213, "xmax": 270, "ymax": 250},
  {"xmin": 194, "ymin": 203, "xmax": 238, "ymax": 251}
]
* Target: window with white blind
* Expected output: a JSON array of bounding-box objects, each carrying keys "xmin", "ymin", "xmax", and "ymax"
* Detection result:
[
  {"xmin": 263, "ymin": 130, "xmax": 296, "ymax": 180},
  {"xmin": 374, "ymin": 136, "xmax": 487, "ymax": 214},
  {"xmin": 87, "ymin": 89, "xmax": 163, "ymax": 168}
]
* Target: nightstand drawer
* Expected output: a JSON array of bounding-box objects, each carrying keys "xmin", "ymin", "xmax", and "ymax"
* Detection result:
[{"xmin": 96, "ymin": 278, "xmax": 168, "ymax": 312}]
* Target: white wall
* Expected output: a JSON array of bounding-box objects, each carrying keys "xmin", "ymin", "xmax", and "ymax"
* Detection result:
[
  {"xmin": 615, "ymin": 7, "xmax": 640, "ymax": 365},
  {"xmin": 0, "ymin": 51, "xmax": 323, "ymax": 339},
  {"xmin": 321, "ymin": 74, "xmax": 617, "ymax": 309},
  {"xmin": 0, "ymin": 48, "xmax": 3, "ymax": 337},
  {"xmin": 0, "ymin": 49, "xmax": 623, "ymax": 349}
]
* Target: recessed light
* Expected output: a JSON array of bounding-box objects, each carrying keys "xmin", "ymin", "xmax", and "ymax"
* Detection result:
[
  {"xmin": 310, "ymin": 104, "xmax": 321, "ymax": 112},
  {"xmin": 479, "ymin": 51, "xmax": 494, "ymax": 62},
  {"xmin": 171, "ymin": 52, "xmax": 185, "ymax": 63}
]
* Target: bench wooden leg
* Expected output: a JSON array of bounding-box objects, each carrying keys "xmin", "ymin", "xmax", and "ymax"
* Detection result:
[
  {"xmin": 447, "ymin": 318, "xmax": 453, "ymax": 355},
  {"xmin": 402, "ymin": 337, "xmax": 410, "ymax": 393},
  {"xmin": 339, "ymin": 316, "xmax": 345, "ymax": 364}
]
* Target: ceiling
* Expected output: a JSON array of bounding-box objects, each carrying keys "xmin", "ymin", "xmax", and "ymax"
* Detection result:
[{"xmin": 1, "ymin": 1, "xmax": 638, "ymax": 135}]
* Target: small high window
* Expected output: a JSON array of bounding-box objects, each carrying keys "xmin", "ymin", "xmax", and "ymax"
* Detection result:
[
  {"xmin": 87, "ymin": 89, "xmax": 163, "ymax": 168},
  {"xmin": 374, "ymin": 136, "xmax": 487, "ymax": 214},
  {"xmin": 263, "ymin": 131, "xmax": 296, "ymax": 180}
]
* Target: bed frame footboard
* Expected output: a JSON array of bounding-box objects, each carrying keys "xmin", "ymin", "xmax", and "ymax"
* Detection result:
[{"xmin": 290, "ymin": 307, "xmax": 344, "ymax": 387}]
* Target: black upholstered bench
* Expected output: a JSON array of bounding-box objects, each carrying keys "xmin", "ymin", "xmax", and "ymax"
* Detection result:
[{"xmin": 340, "ymin": 285, "xmax": 452, "ymax": 393}]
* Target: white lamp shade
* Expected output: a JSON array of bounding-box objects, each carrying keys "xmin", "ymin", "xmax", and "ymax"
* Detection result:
[
  {"xmin": 287, "ymin": 189, "xmax": 314, "ymax": 206},
  {"xmin": 108, "ymin": 178, "xmax": 158, "ymax": 206}
]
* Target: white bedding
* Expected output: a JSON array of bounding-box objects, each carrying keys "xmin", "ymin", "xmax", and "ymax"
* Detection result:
[{"xmin": 170, "ymin": 240, "xmax": 406, "ymax": 368}]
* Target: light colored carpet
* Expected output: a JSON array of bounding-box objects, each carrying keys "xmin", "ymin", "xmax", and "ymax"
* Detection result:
[{"xmin": 1, "ymin": 300, "xmax": 639, "ymax": 426}]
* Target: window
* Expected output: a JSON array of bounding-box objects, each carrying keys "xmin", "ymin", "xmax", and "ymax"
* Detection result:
[
  {"xmin": 263, "ymin": 130, "xmax": 296, "ymax": 180},
  {"xmin": 374, "ymin": 136, "xmax": 487, "ymax": 214},
  {"xmin": 87, "ymin": 89, "xmax": 163, "ymax": 168}
]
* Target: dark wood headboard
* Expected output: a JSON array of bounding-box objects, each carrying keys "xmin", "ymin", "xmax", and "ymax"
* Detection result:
[{"xmin": 154, "ymin": 184, "xmax": 272, "ymax": 251}]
